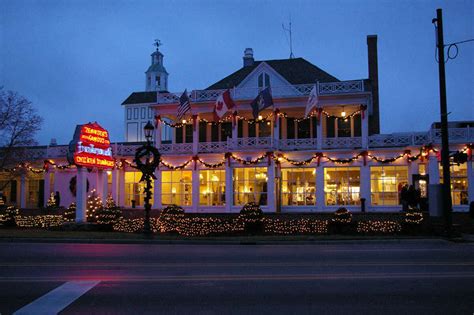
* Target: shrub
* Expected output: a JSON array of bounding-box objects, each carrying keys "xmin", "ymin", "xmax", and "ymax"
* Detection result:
[
  {"xmin": 332, "ymin": 207, "xmax": 352, "ymax": 224},
  {"xmin": 3, "ymin": 206, "xmax": 19, "ymax": 227},
  {"xmin": 158, "ymin": 204, "xmax": 185, "ymax": 233},
  {"xmin": 96, "ymin": 195, "xmax": 122, "ymax": 230},
  {"xmin": 404, "ymin": 207, "xmax": 423, "ymax": 225},
  {"xmin": 239, "ymin": 202, "xmax": 264, "ymax": 234},
  {"xmin": 63, "ymin": 203, "xmax": 76, "ymax": 223}
]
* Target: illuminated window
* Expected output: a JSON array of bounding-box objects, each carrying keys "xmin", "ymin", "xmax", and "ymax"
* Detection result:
[
  {"xmin": 199, "ymin": 170, "xmax": 225, "ymax": 206},
  {"xmin": 27, "ymin": 179, "xmax": 40, "ymax": 208},
  {"xmin": 371, "ymin": 166, "xmax": 408, "ymax": 206},
  {"xmin": 281, "ymin": 168, "xmax": 316, "ymax": 206},
  {"xmin": 324, "ymin": 167, "xmax": 360, "ymax": 205},
  {"xmin": 162, "ymin": 170, "xmax": 192, "ymax": 206},
  {"xmin": 125, "ymin": 172, "xmax": 153, "ymax": 207},
  {"xmin": 440, "ymin": 163, "xmax": 469, "ymax": 205},
  {"xmin": 233, "ymin": 167, "xmax": 268, "ymax": 206}
]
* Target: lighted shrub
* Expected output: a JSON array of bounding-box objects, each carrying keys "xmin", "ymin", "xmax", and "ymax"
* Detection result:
[
  {"xmin": 97, "ymin": 195, "xmax": 122, "ymax": 230},
  {"xmin": 239, "ymin": 202, "xmax": 264, "ymax": 234},
  {"xmin": 63, "ymin": 203, "xmax": 76, "ymax": 223},
  {"xmin": 158, "ymin": 204, "xmax": 185, "ymax": 233},
  {"xmin": 332, "ymin": 207, "xmax": 352, "ymax": 224},
  {"xmin": 3, "ymin": 206, "xmax": 19, "ymax": 227}
]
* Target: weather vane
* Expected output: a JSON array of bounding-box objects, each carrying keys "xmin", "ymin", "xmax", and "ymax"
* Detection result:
[{"xmin": 154, "ymin": 39, "xmax": 162, "ymax": 50}]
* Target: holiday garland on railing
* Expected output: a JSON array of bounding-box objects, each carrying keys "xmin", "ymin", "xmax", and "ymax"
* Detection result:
[{"xmin": 3, "ymin": 144, "xmax": 471, "ymax": 174}]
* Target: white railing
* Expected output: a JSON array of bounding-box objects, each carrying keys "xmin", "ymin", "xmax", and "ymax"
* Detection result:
[
  {"xmin": 227, "ymin": 137, "xmax": 272, "ymax": 150},
  {"xmin": 198, "ymin": 141, "xmax": 228, "ymax": 153},
  {"xmin": 278, "ymin": 138, "xmax": 318, "ymax": 151},
  {"xmin": 158, "ymin": 143, "xmax": 193, "ymax": 154},
  {"xmin": 323, "ymin": 137, "xmax": 362, "ymax": 149},
  {"xmin": 318, "ymin": 80, "xmax": 364, "ymax": 95},
  {"xmin": 430, "ymin": 128, "xmax": 473, "ymax": 143},
  {"xmin": 155, "ymin": 80, "xmax": 366, "ymax": 104},
  {"xmin": 46, "ymin": 145, "xmax": 69, "ymax": 158}
]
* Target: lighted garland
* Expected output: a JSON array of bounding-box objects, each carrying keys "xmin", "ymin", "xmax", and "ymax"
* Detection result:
[
  {"xmin": 197, "ymin": 157, "xmax": 226, "ymax": 168},
  {"xmin": 405, "ymin": 210, "xmax": 424, "ymax": 225},
  {"xmin": 357, "ymin": 220, "xmax": 402, "ymax": 234},
  {"xmin": 227, "ymin": 153, "xmax": 267, "ymax": 165},
  {"xmin": 332, "ymin": 207, "xmax": 353, "ymax": 224}
]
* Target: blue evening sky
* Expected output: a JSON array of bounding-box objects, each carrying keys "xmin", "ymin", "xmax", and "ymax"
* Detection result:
[{"xmin": 1, "ymin": 0, "xmax": 473, "ymax": 144}]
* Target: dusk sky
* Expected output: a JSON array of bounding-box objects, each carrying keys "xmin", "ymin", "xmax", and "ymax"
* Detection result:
[{"xmin": 1, "ymin": 0, "xmax": 472, "ymax": 144}]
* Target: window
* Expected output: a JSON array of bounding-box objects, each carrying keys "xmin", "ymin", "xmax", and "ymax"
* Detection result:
[
  {"xmin": 125, "ymin": 172, "xmax": 154, "ymax": 207},
  {"xmin": 337, "ymin": 118, "xmax": 351, "ymax": 137},
  {"xmin": 127, "ymin": 122, "xmax": 138, "ymax": 142},
  {"xmin": 162, "ymin": 170, "xmax": 192, "ymax": 206},
  {"xmin": 185, "ymin": 125, "xmax": 193, "ymax": 143},
  {"xmin": 281, "ymin": 168, "xmax": 316, "ymax": 206},
  {"xmin": 371, "ymin": 166, "xmax": 408, "ymax": 206},
  {"xmin": 258, "ymin": 120, "xmax": 271, "ymax": 137},
  {"xmin": 161, "ymin": 118, "xmax": 172, "ymax": 142},
  {"xmin": 27, "ymin": 179, "xmax": 40, "ymax": 208},
  {"xmin": 199, "ymin": 170, "xmax": 225, "ymax": 206},
  {"xmin": 221, "ymin": 122, "xmax": 232, "ymax": 141},
  {"xmin": 258, "ymin": 73, "xmax": 270, "ymax": 89},
  {"xmin": 233, "ymin": 167, "xmax": 268, "ymax": 206},
  {"xmin": 324, "ymin": 167, "xmax": 360, "ymax": 205},
  {"xmin": 175, "ymin": 126, "xmax": 183, "ymax": 143},
  {"xmin": 311, "ymin": 117, "xmax": 318, "ymax": 138},
  {"xmin": 353, "ymin": 114, "xmax": 361, "ymax": 137},
  {"xmin": 133, "ymin": 108, "xmax": 139, "ymax": 119},
  {"xmin": 248, "ymin": 122, "xmax": 256, "ymax": 138},
  {"xmin": 297, "ymin": 119, "xmax": 310, "ymax": 139},
  {"xmin": 156, "ymin": 76, "xmax": 161, "ymax": 88},
  {"xmin": 127, "ymin": 108, "xmax": 132, "ymax": 120},
  {"xmin": 238, "ymin": 120, "xmax": 243, "ymax": 138},
  {"xmin": 440, "ymin": 163, "xmax": 469, "ymax": 205},
  {"xmin": 199, "ymin": 122, "xmax": 207, "ymax": 142},
  {"xmin": 141, "ymin": 107, "xmax": 146, "ymax": 119},
  {"xmin": 148, "ymin": 107, "xmax": 153, "ymax": 119},
  {"xmin": 326, "ymin": 117, "xmax": 335, "ymax": 138},
  {"xmin": 286, "ymin": 118, "xmax": 295, "ymax": 139}
]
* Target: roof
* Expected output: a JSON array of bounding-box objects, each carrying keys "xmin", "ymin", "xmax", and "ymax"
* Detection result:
[
  {"xmin": 122, "ymin": 92, "xmax": 157, "ymax": 105},
  {"xmin": 206, "ymin": 57, "xmax": 339, "ymax": 90},
  {"xmin": 146, "ymin": 63, "xmax": 168, "ymax": 74}
]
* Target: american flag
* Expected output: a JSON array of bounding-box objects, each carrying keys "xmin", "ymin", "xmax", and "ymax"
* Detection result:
[{"xmin": 177, "ymin": 89, "xmax": 191, "ymax": 120}]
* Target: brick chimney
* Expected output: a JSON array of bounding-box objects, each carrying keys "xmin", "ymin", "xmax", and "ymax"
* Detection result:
[
  {"xmin": 367, "ymin": 35, "xmax": 380, "ymax": 135},
  {"xmin": 243, "ymin": 48, "xmax": 254, "ymax": 67}
]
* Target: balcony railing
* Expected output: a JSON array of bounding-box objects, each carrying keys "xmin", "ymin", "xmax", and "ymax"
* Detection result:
[
  {"xmin": 17, "ymin": 127, "xmax": 472, "ymax": 161},
  {"xmin": 156, "ymin": 80, "xmax": 367, "ymax": 104}
]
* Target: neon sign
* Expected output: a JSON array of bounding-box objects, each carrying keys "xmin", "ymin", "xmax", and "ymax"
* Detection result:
[{"xmin": 68, "ymin": 122, "xmax": 114, "ymax": 169}]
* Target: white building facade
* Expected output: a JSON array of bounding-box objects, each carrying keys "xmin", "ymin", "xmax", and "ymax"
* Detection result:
[{"xmin": 2, "ymin": 36, "xmax": 473, "ymax": 215}]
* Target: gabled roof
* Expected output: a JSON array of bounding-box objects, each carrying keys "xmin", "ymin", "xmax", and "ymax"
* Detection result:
[
  {"xmin": 122, "ymin": 92, "xmax": 157, "ymax": 105},
  {"xmin": 206, "ymin": 57, "xmax": 339, "ymax": 90},
  {"xmin": 146, "ymin": 63, "xmax": 168, "ymax": 74}
]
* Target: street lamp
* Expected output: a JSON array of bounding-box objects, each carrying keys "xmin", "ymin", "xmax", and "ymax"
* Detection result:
[{"xmin": 134, "ymin": 120, "xmax": 160, "ymax": 238}]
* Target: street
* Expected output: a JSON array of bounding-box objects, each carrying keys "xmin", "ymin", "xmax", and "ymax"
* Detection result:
[{"xmin": 0, "ymin": 240, "xmax": 473, "ymax": 314}]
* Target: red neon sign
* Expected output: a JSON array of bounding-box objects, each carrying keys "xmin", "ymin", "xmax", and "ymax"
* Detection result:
[{"xmin": 69, "ymin": 122, "xmax": 114, "ymax": 169}]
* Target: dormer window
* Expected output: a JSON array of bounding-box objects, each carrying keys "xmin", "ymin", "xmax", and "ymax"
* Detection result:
[{"xmin": 258, "ymin": 73, "xmax": 270, "ymax": 89}]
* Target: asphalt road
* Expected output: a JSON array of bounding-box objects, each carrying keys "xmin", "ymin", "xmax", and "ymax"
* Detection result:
[{"xmin": 0, "ymin": 240, "xmax": 473, "ymax": 315}]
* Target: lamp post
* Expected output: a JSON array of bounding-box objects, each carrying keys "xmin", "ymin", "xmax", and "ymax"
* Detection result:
[{"xmin": 134, "ymin": 121, "xmax": 160, "ymax": 238}]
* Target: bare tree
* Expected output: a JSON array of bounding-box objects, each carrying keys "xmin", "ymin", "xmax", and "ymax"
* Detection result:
[{"xmin": 0, "ymin": 88, "xmax": 43, "ymax": 170}]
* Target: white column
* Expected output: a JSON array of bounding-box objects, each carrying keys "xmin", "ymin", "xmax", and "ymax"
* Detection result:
[
  {"xmin": 155, "ymin": 119, "xmax": 162, "ymax": 148},
  {"xmin": 225, "ymin": 162, "xmax": 233, "ymax": 212},
  {"xmin": 191, "ymin": 167, "xmax": 200, "ymax": 212},
  {"xmin": 96, "ymin": 170, "xmax": 104, "ymax": 200},
  {"xmin": 118, "ymin": 169, "xmax": 125, "ymax": 207},
  {"xmin": 43, "ymin": 171, "xmax": 51, "ymax": 207},
  {"xmin": 361, "ymin": 103, "xmax": 369, "ymax": 149},
  {"xmin": 232, "ymin": 118, "xmax": 238, "ymax": 142},
  {"xmin": 467, "ymin": 160, "xmax": 474, "ymax": 204},
  {"xmin": 316, "ymin": 166, "xmax": 325, "ymax": 211},
  {"xmin": 316, "ymin": 117, "xmax": 323, "ymax": 150},
  {"xmin": 192, "ymin": 115, "xmax": 199, "ymax": 154},
  {"xmin": 428, "ymin": 154, "xmax": 440, "ymax": 184},
  {"xmin": 360, "ymin": 164, "xmax": 371, "ymax": 210},
  {"xmin": 76, "ymin": 167, "xmax": 87, "ymax": 223},
  {"xmin": 408, "ymin": 162, "xmax": 419, "ymax": 185},
  {"xmin": 111, "ymin": 169, "xmax": 119, "ymax": 202},
  {"xmin": 266, "ymin": 160, "xmax": 276, "ymax": 213},
  {"xmin": 153, "ymin": 169, "xmax": 162, "ymax": 209},
  {"xmin": 19, "ymin": 173, "xmax": 26, "ymax": 209},
  {"xmin": 273, "ymin": 114, "xmax": 280, "ymax": 150}
]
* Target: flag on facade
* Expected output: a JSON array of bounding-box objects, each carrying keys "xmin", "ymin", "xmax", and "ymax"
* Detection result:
[
  {"xmin": 251, "ymin": 87, "xmax": 273, "ymax": 119},
  {"xmin": 177, "ymin": 90, "xmax": 191, "ymax": 121},
  {"xmin": 214, "ymin": 89, "xmax": 235, "ymax": 121},
  {"xmin": 305, "ymin": 85, "xmax": 319, "ymax": 117}
]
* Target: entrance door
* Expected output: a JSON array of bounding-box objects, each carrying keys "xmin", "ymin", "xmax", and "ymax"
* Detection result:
[{"xmin": 412, "ymin": 174, "xmax": 429, "ymax": 211}]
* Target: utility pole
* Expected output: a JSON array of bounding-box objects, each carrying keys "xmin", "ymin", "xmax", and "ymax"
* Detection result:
[{"xmin": 433, "ymin": 8, "xmax": 453, "ymax": 235}]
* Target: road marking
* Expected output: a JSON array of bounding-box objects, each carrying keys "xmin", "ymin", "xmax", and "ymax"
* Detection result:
[
  {"xmin": 13, "ymin": 280, "xmax": 99, "ymax": 315},
  {"xmin": 3, "ymin": 272, "xmax": 474, "ymax": 283}
]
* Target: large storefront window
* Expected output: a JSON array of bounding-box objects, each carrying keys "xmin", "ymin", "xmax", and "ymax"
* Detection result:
[
  {"xmin": 371, "ymin": 166, "xmax": 408, "ymax": 206},
  {"xmin": 233, "ymin": 167, "xmax": 267, "ymax": 206},
  {"xmin": 281, "ymin": 168, "xmax": 316, "ymax": 206},
  {"xmin": 162, "ymin": 170, "xmax": 192, "ymax": 206},
  {"xmin": 440, "ymin": 164, "xmax": 469, "ymax": 205},
  {"xmin": 324, "ymin": 167, "xmax": 360, "ymax": 205},
  {"xmin": 199, "ymin": 170, "xmax": 225, "ymax": 206},
  {"xmin": 125, "ymin": 172, "xmax": 154, "ymax": 207}
]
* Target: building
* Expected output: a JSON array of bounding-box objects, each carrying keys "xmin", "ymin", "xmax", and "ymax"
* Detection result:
[{"xmin": 1, "ymin": 35, "xmax": 473, "ymax": 218}]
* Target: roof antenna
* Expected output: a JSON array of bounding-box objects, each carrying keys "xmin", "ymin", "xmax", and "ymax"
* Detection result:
[{"xmin": 282, "ymin": 16, "xmax": 294, "ymax": 59}]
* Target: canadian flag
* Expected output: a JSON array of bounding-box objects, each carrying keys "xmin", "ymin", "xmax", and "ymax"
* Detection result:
[{"xmin": 214, "ymin": 89, "xmax": 235, "ymax": 121}]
